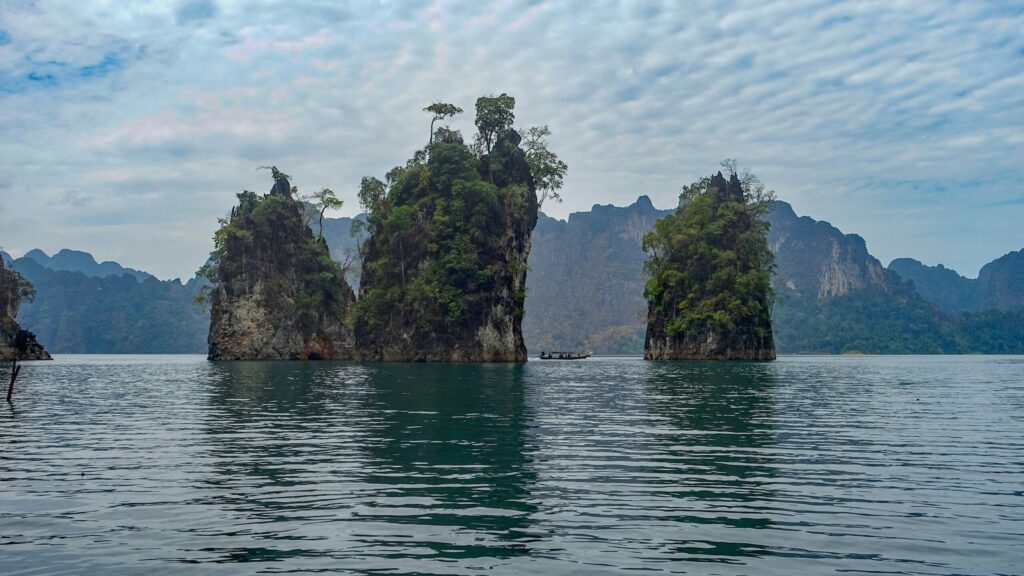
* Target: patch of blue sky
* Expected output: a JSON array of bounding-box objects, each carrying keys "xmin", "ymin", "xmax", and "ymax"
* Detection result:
[
  {"xmin": 615, "ymin": 85, "xmax": 642, "ymax": 103},
  {"xmin": 78, "ymin": 52, "xmax": 122, "ymax": 78},
  {"xmin": 0, "ymin": 51, "xmax": 125, "ymax": 95},
  {"xmin": 176, "ymin": 0, "xmax": 216, "ymax": 25}
]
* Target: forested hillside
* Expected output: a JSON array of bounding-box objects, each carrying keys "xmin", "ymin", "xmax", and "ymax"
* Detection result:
[{"xmin": 8, "ymin": 256, "xmax": 207, "ymax": 353}]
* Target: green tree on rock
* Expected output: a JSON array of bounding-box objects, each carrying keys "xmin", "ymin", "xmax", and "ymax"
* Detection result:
[
  {"xmin": 474, "ymin": 93, "xmax": 516, "ymax": 182},
  {"xmin": 522, "ymin": 125, "xmax": 568, "ymax": 208},
  {"xmin": 424, "ymin": 102, "xmax": 463, "ymax": 145},
  {"xmin": 309, "ymin": 188, "xmax": 343, "ymax": 241},
  {"xmin": 354, "ymin": 93, "xmax": 547, "ymax": 361}
]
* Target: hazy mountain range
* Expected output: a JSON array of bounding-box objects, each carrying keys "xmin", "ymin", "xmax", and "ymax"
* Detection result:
[
  {"xmin": 3, "ymin": 198, "xmax": 1022, "ymax": 355},
  {"xmin": 0, "ymin": 251, "xmax": 206, "ymax": 354},
  {"xmin": 16, "ymin": 248, "xmax": 155, "ymax": 283},
  {"xmin": 890, "ymin": 252, "xmax": 1024, "ymax": 314}
]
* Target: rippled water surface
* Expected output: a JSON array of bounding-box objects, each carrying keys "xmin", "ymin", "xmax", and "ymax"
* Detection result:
[{"xmin": 2, "ymin": 355, "xmax": 1023, "ymax": 575}]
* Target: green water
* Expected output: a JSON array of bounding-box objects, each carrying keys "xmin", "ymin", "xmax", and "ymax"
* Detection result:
[{"xmin": 1, "ymin": 355, "xmax": 1022, "ymax": 574}]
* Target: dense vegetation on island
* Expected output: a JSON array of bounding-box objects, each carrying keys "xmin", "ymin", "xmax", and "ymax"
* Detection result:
[
  {"xmin": 354, "ymin": 94, "xmax": 562, "ymax": 361},
  {"xmin": 203, "ymin": 168, "xmax": 357, "ymax": 360},
  {"xmin": 643, "ymin": 165, "xmax": 776, "ymax": 360},
  {"xmin": 201, "ymin": 94, "xmax": 565, "ymax": 361}
]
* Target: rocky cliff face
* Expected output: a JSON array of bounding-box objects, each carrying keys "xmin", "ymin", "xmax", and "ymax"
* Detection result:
[
  {"xmin": 977, "ymin": 249, "xmax": 1024, "ymax": 311},
  {"xmin": 525, "ymin": 196, "xmax": 668, "ymax": 353},
  {"xmin": 356, "ymin": 131, "xmax": 537, "ymax": 361},
  {"xmin": 207, "ymin": 178, "xmax": 357, "ymax": 360},
  {"xmin": 768, "ymin": 201, "xmax": 891, "ymax": 299},
  {"xmin": 0, "ymin": 258, "xmax": 51, "ymax": 360},
  {"xmin": 644, "ymin": 172, "xmax": 776, "ymax": 361},
  {"xmin": 644, "ymin": 325, "xmax": 776, "ymax": 360}
]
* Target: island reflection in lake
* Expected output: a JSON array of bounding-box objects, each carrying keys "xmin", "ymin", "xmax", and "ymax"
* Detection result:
[{"xmin": 1, "ymin": 355, "xmax": 1022, "ymax": 574}]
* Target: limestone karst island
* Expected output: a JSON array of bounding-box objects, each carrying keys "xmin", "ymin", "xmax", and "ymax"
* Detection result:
[
  {"xmin": 200, "ymin": 96, "xmax": 775, "ymax": 362},
  {"xmin": 3, "ymin": 3, "xmax": 1023, "ymax": 574}
]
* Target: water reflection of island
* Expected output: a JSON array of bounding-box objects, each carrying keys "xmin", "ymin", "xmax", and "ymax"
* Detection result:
[
  {"xmin": 644, "ymin": 361, "xmax": 780, "ymax": 563},
  {"xmin": 518, "ymin": 359, "xmax": 780, "ymax": 570},
  {"xmin": 351, "ymin": 363, "xmax": 538, "ymax": 564},
  {"xmin": 193, "ymin": 362, "xmax": 537, "ymax": 570}
]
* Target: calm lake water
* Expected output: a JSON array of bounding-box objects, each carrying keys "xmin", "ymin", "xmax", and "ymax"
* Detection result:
[{"xmin": 1, "ymin": 355, "xmax": 1022, "ymax": 575}]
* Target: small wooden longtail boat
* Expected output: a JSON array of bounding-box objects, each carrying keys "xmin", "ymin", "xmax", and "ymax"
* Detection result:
[{"xmin": 538, "ymin": 351, "xmax": 592, "ymax": 360}]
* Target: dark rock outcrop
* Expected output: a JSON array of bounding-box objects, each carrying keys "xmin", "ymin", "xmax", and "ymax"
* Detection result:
[
  {"xmin": 207, "ymin": 179, "xmax": 357, "ymax": 360},
  {"xmin": 1, "ymin": 258, "xmax": 51, "ymax": 360},
  {"xmin": 644, "ymin": 318, "xmax": 776, "ymax": 360}
]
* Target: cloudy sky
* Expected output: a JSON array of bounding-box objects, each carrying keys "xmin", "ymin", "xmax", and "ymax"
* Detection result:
[{"xmin": 1, "ymin": 0, "xmax": 1021, "ymax": 280}]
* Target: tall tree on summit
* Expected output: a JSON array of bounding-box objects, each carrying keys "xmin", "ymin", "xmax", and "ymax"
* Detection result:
[
  {"xmin": 424, "ymin": 102, "xmax": 463, "ymax": 145},
  {"xmin": 474, "ymin": 93, "xmax": 516, "ymax": 182},
  {"xmin": 310, "ymin": 188, "xmax": 343, "ymax": 241}
]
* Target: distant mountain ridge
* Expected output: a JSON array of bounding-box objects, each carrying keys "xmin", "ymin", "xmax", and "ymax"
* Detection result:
[
  {"xmin": 889, "ymin": 250, "xmax": 1024, "ymax": 314},
  {"xmin": 4, "ymin": 198, "xmax": 1022, "ymax": 355},
  {"xmin": 7, "ymin": 248, "xmax": 155, "ymax": 282},
  {"xmin": 525, "ymin": 197, "xmax": 1022, "ymax": 354}
]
